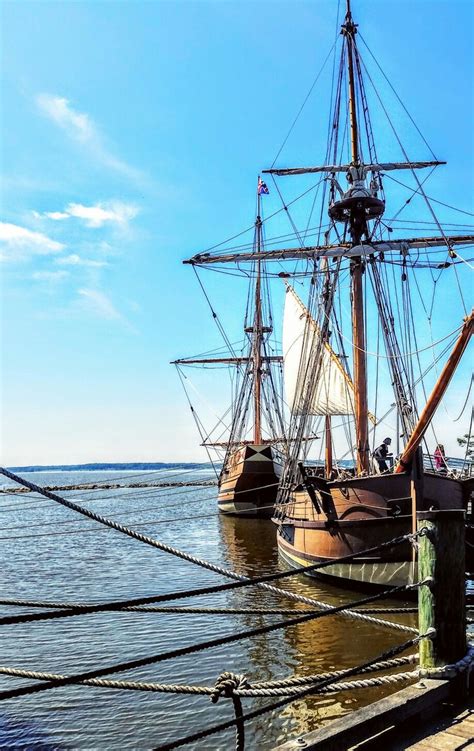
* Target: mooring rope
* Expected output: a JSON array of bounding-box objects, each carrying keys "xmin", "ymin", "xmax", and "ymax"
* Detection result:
[
  {"xmin": 0, "ymin": 655, "xmax": 417, "ymax": 695},
  {"xmin": 0, "ymin": 578, "xmax": 419, "ymax": 633},
  {"xmin": 417, "ymin": 644, "xmax": 474, "ymax": 680},
  {"xmin": 0, "ymin": 598, "xmax": 419, "ymax": 616}
]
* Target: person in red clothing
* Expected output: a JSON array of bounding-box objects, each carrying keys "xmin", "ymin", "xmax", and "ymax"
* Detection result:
[{"xmin": 434, "ymin": 444, "xmax": 447, "ymax": 473}]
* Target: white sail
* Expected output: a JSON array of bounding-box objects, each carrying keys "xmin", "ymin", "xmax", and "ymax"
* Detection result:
[{"xmin": 283, "ymin": 285, "xmax": 355, "ymax": 416}]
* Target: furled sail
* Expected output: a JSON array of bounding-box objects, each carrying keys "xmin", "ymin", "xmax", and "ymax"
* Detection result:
[{"xmin": 283, "ymin": 285, "xmax": 354, "ymax": 416}]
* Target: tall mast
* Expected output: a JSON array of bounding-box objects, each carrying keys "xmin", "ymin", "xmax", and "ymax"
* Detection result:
[
  {"xmin": 321, "ymin": 258, "xmax": 333, "ymax": 476},
  {"xmin": 345, "ymin": 0, "xmax": 359, "ymax": 164},
  {"xmin": 343, "ymin": 0, "xmax": 369, "ymax": 473},
  {"xmin": 253, "ymin": 178, "xmax": 264, "ymax": 444}
]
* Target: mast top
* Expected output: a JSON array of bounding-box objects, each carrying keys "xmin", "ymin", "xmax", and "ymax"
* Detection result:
[{"xmin": 342, "ymin": 0, "xmax": 358, "ymax": 37}]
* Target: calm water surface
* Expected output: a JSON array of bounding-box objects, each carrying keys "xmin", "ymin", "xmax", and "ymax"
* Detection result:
[{"xmin": 1, "ymin": 469, "xmax": 419, "ymax": 749}]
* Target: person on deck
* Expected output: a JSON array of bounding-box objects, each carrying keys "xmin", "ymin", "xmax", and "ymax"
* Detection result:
[
  {"xmin": 434, "ymin": 444, "xmax": 447, "ymax": 474},
  {"xmin": 373, "ymin": 437, "xmax": 392, "ymax": 473}
]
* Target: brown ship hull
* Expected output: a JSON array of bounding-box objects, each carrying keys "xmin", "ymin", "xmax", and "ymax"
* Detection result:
[
  {"xmin": 276, "ymin": 471, "xmax": 471, "ymax": 588},
  {"xmin": 218, "ymin": 444, "xmax": 281, "ymax": 517}
]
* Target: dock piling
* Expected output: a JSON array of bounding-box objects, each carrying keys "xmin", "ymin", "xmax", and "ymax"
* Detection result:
[{"xmin": 417, "ymin": 509, "xmax": 466, "ymax": 669}]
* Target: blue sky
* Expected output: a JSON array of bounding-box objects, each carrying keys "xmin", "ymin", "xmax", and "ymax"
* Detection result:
[{"xmin": 1, "ymin": 0, "xmax": 473, "ymax": 465}]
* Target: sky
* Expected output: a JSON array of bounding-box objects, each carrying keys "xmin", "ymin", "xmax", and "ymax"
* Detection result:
[{"xmin": 1, "ymin": 0, "xmax": 473, "ymax": 466}]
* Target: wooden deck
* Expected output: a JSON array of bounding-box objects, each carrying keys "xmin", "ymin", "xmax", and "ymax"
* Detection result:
[
  {"xmin": 274, "ymin": 679, "xmax": 473, "ymax": 750},
  {"xmin": 351, "ymin": 696, "xmax": 473, "ymax": 750}
]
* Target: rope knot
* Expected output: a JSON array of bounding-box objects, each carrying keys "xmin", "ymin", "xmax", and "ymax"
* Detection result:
[{"xmin": 210, "ymin": 672, "xmax": 250, "ymax": 704}]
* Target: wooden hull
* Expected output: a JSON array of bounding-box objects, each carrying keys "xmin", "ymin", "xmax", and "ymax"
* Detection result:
[
  {"xmin": 218, "ymin": 444, "xmax": 281, "ymax": 517},
  {"xmin": 276, "ymin": 470, "xmax": 470, "ymax": 588}
]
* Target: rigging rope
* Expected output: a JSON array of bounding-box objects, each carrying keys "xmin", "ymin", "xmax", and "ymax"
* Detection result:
[{"xmin": 270, "ymin": 40, "xmax": 338, "ymax": 168}]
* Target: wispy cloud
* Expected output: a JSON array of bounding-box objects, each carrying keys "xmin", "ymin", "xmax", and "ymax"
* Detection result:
[
  {"xmin": 0, "ymin": 222, "xmax": 64, "ymax": 261},
  {"xmin": 43, "ymin": 211, "xmax": 69, "ymax": 221},
  {"xmin": 78, "ymin": 288, "xmax": 138, "ymax": 333},
  {"xmin": 56, "ymin": 254, "xmax": 107, "ymax": 268},
  {"xmin": 43, "ymin": 201, "xmax": 139, "ymax": 228},
  {"xmin": 36, "ymin": 94, "xmax": 94, "ymax": 142},
  {"xmin": 36, "ymin": 94, "xmax": 144, "ymax": 183},
  {"xmin": 32, "ymin": 270, "xmax": 69, "ymax": 282}
]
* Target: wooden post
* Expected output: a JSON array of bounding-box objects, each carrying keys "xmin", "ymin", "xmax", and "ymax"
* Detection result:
[
  {"xmin": 417, "ymin": 509, "xmax": 466, "ymax": 669},
  {"xmin": 410, "ymin": 447, "xmax": 424, "ymax": 575}
]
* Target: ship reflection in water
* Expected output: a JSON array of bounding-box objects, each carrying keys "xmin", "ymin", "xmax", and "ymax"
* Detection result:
[{"xmin": 218, "ymin": 513, "xmax": 417, "ymax": 742}]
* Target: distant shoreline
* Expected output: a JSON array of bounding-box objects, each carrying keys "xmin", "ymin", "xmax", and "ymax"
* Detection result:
[{"xmin": 7, "ymin": 462, "xmax": 214, "ymax": 473}]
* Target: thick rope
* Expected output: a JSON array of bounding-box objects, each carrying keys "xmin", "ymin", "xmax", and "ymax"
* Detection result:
[
  {"xmin": 418, "ymin": 644, "xmax": 474, "ymax": 680},
  {"xmin": 0, "ymin": 656, "xmax": 417, "ymax": 695},
  {"xmin": 8, "ymin": 645, "xmax": 474, "ymax": 699},
  {"xmin": 250, "ymin": 655, "xmax": 417, "ymax": 689},
  {"xmin": 210, "ymin": 673, "xmax": 247, "ymax": 751},
  {"xmin": 0, "ymin": 598, "xmax": 419, "ymax": 616},
  {"xmin": 0, "ymin": 467, "xmax": 417, "ymax": 634},
  {"xmin": 0, "ymin": 577, "xmax": 419, "ymax": 631}
]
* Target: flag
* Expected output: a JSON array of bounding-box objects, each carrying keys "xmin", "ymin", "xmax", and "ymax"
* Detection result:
[{"xmin": 257, "ymin": 178, "xmax": 269, "ymax": 195}]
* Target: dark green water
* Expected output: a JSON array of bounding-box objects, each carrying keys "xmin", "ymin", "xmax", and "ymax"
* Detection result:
[{"xmin": 0, "ymin": 469, "xmax": 418, "ymax": 749}]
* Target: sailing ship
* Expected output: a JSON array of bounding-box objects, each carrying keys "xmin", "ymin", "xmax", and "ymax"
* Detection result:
[
  {"xmin": 174, "ymin": 181, "xmax": 286, "ymax": 517},
  {"xmin": 183, "ymin": 0, "xmax": 473, "ymax": 583}
]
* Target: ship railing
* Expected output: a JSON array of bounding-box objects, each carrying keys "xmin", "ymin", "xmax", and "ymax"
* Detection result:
[{"xmin": 422, "ymin": 453, "xmax": 474, "ymax": 477}]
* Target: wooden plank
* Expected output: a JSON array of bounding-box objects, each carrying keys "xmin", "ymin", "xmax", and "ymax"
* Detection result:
[
  {"xmin": 353, "ymin": 700, "xmax": 474, "ymax": 751},
  {"xmin": 273, "ymin": 680, "xmax": 451, "ymax": 750},
  {"xmin": 456, "ymin": 712, "xmax": 474, "ymax": 724},
  {"xmin": 409, "ymin": 738, "xmax": 463, "ymax": 751},
  {"xmin": 442, "ymin": 724, "xmax": 474, "ymax": 740}
]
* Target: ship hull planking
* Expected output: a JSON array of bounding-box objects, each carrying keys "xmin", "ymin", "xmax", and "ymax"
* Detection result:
[
  {"xmin": 275, "ymin": 471, "xmax": 472, "ymax": 587},
  {"xmin": 218, "ymin": 444, "xmax": 281, "ymax": 517}
]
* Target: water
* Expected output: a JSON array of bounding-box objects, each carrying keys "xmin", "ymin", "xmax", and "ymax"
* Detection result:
[{"xmin": 0, "ymin": 468, "xmax": 419, "ymax": 749}]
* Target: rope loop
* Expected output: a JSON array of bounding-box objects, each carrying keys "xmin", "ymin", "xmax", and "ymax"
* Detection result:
[
  {"xmin": 210, "ymin": 672, "xmax": 248, "ymax": 751},
  {"xmin": 210, "ymin": 672, "xmax": 250, "ymax": 704},
  {"xmin": 417, "ymin": 644, "xmax": 474, "ymax": 681}
]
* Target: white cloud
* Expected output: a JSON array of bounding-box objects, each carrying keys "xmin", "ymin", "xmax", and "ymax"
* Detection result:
[
  {"xmin": 42, "ymin": 201, "xmax": 139, "ymax": 228},
  {"xmin": 32, "ymin": 270, "xmax": 69, "ymax": 282},
  {"xmin": 67, "ymin": 201, "xmax": 138, "ymax": 227},
  {"xmin": 0, "ymin": 222, "xmax": 64, "ymax": 260},
  {"xmin": 77, "ymin": 288, "xmax": 138, "ymax": 333},
  {"xmin": 78, "ymin": 288, "xmax": 123, "ymax": 321},
  {"xmin": 37, "ymin": 94, "xmax": 95, "ymax": 144},
  {"xmin": 56, "ymin": 254, "xmax": 107, "ymax": 268},
  {"xmin": 36, "ymin": 94, "xmax": 144, "ymax": 182},
  {"xmin": 45, "ymin": 211, "xmax": 69, "ymax": 221}
]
